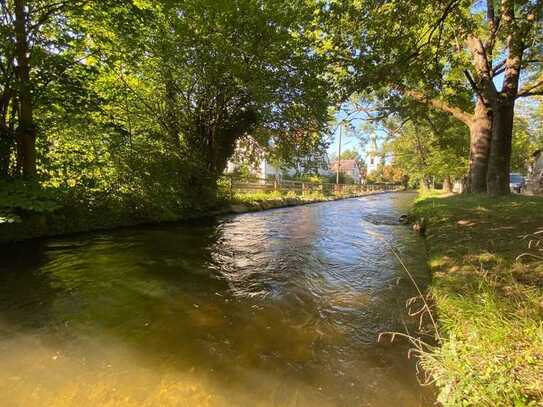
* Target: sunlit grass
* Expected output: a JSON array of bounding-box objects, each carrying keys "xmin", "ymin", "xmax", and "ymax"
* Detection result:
[
  {"xmin": 229, "ymin": 188, "xmax": 368, "ymax": 208},
  {"xmin": 414, "ymin": 192, "xmax": 543, "ymax": 406}
]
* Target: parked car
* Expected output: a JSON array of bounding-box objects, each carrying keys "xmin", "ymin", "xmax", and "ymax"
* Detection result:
[{"xmin": 509, "ymin": 173, "xmax": 525, "ymax": 193}]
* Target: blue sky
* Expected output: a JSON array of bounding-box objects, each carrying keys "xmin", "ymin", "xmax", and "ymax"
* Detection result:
[
  {"xmin": 326, "ymin": 102, "xmax": 387, "ymax": 160},
  {"xmin": 328, "ymin": 71, "xmax": 513, "ymax": 160}
]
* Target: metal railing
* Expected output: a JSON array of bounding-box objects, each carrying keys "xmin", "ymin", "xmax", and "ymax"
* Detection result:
[{"xmin": 222, "ymin": 176, "xmax": 400, "ymax": 198}]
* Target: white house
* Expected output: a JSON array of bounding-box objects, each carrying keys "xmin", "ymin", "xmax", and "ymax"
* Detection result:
[
  {"xmin": 251, "ymin": 156, "xmax": 333, "ymax": 179},
  {"xmin": 225, "ymin": 137, "xmax": 333, "ymax": 179}
]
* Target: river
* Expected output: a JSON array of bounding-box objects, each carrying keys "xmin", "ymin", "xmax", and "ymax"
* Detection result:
[{"xmin": 0, "ymin": 192, "xmax": 433, "ymax": 406}]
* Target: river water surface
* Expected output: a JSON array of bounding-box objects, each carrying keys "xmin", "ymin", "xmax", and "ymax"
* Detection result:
[{"xmin": 0, "ymin": 192, "xmax": 432, "ymax": 406}]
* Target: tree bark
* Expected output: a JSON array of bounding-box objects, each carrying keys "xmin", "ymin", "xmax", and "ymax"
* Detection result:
[
  {"xmin": 485, "ymin": 2, "xmax": 525, "ymax": 196},
  {"xmin": 487, "ymin": 100, "xmax": 515, "ymax": 196},
  {"xmin": 14, "ymin": 0, "xmax": 37, "ymax": 177},
  {"xmin": 468, "ymin": 97, "xmax": 492, "ymax": 193},
  {"xmin": 442, "ymin": 175, "xmax": 452, "ymax": 192}
]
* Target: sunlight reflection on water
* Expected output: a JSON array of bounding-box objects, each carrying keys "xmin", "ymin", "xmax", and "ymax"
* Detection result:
[{"xmin": 0, "ymin": 193, "xmax": 433, "ymax": 406}]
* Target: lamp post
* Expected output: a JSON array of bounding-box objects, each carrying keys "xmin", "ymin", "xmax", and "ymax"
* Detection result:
[{"xmin": 336, "ymin": 123, "xmax": 342, "ymax": 185}]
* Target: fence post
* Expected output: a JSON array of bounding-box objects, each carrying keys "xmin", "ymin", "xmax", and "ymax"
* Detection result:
[
  {"xmin": 302, "ymin": 182, "xmax": 305, "ymax": 197},
  {"xmin": 229, "ymin": 176, "xmax": 233, "ymax": 200},
  {"xmin": 274, "ymin": 179, "xmax": 277, "ymax": 192}
]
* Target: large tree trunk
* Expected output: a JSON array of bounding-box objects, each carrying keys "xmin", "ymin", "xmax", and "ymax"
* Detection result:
[
  {"xmin": 487, "ymin": 100, "xmax": 514, "ymax": 196},
  {"xmin": 468, "ymin": 97, "xmax": 492, "ymax": 193},
  {"xmin": 485, "ymin": 11, "xmax": 523, "ymax": 196},
  {"xmin": 14, "ymin": 0, "xmax": 36, "ymax": 177},
  {"xmin": 480, "ymin": 1, "xmax": 527, "ymax": 197}
]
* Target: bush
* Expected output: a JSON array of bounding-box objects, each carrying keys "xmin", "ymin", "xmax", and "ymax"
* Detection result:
[{"xmin": 0, "ymin": 179, "xmax": 64, "ymax": 218}]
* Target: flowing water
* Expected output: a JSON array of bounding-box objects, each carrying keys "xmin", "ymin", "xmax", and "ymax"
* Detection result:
[{"xmin": 0, "ymin": 192, "xmax": 433, "ymax": 406}]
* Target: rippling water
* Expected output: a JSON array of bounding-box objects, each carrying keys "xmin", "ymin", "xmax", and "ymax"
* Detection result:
[{"xmin": 0, "ymin": 192, "xmax": 433, "ymax": 406}]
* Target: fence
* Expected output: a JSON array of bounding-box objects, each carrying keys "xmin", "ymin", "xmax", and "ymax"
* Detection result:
[{"xmin": 223, "ymin": 176, "xmax": 400, "ymax": 198}]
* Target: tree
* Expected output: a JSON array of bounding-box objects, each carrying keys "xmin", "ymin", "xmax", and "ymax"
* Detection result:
[
  {"xmin": 101, "ymin": 0, "xmax": 331, "ymax": 195},
  {"xmin": 0, "ymin": 0, "xmax": 104, "ymax": 178},
  {"xmin": 511, "ymin": 104, "xmax": 543, "ymax": 173},
  {"xmin": 369, "ymin": 102, "xmax": 470, "ymax": 189},
  {"xmin": 332, "ymin": 149, "xmax": 361, "ymax": 162},
  {"xmin": 322, "ymin": 0, "xmax": 542, "ymax": 195},
  {"xmin": 0, "ymin": 3, "xmax": 16, "ymax": 177},
  {"xmin": 399, "ymin": 1, "xmax": 542, "ymax": 195},
  {"xmin": 463, "ymin": 1, "xmax": 542, "ymax": 195},
  {"xmin": 0, "ymin": 0, "xmax": 333, "ymax": 206}
]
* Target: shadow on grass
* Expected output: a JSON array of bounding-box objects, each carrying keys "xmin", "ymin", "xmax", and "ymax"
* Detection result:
[{"xmin": 413, "ymin": 192, "xmax": 543, "ymax": 405}]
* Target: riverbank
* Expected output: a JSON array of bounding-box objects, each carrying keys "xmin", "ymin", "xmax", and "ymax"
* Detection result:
[
  {"xmin": 0, "ymin": 189, "xmax": 397, "ymax": 244},
  {"xmin": 220, "ymin": 189, "xmax": 394, "ymax": 214},
  {"xmin": 412, "ymin": 192, "xmax": 543, "ymax": 406}
]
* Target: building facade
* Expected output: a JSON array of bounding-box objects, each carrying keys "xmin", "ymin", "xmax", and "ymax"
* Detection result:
[
  {"xmin": 225, "ymin": 137, "xmax": 333, "ymax": 179},
  {"xmin": 329, "ymin": 159, "xmax": 363, "ymax": 183}
]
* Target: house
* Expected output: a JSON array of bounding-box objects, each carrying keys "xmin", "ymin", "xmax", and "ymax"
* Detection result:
[
  {"xmin": 225, "ymin": 137, "xmax": 333, "ymax": 179},
  {"xmin": 329, "ymin": 159, "xmax": 363, "ymax": 183},
  {"xmin": 249, "ymin": 156, "xmax": 333, "ymax": 179}
]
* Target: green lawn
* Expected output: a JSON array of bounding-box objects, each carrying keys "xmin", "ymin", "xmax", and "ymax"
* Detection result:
[{"xmin": 412, "ymin": 192, "xmax": 543, "ymax": 406}]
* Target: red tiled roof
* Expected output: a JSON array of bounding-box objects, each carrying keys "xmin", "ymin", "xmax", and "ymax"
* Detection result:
[{"xmin": 329, "ymin": 159, "xmax": 359, "ymax": 172}]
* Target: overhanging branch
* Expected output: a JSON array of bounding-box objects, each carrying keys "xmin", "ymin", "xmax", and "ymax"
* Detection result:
[
  {"xmin": 517, "ymin": 77, "xmax": 543, "ymax": 98},
  {"xmin": 405, "ymin": 90, "xmax": 473, "ymax": 126}
]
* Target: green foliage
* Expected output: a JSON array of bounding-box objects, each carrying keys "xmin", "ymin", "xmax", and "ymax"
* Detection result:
[
  {"xmin": 331, "ymin": 149, "xmax": 361, "ymax": 162},
  {"xmin": 283, "ymin": 173, "xmax": 327, "ymax": 184},
  {"xmin": 95, "ymin": 0, "xmax": 332, "ymax": 181},
  {"xmin": 0, "ymin": 179, "xmax": 63, "ymax": 213},
  {"xmin": 387, "ymin": 109, "xmax": 469, "ymax": 187},
  {"xmin": 233, "ymin": 190, "xmax": 284, "ymax": 204},
  {"xmin": 366, "ymin": 163, "xmax": 404, "ymax": 183},
  {"xmin": 0, "ymin": 0, "xmax": 336, "ymax": 239},
  {"xmin": 326, "ymin": 172, "xmax": 355, "ymax": 184},
  {"xmin": 512, "ymin": 110, "xmax": 543, "ymax": 174}
]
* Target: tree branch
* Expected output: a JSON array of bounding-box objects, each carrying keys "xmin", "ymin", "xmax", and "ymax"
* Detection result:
[
  {"xmin": 463, "ymin": 69, "xmax": 485, "ymax": 101},
  {"xmin": 406, "ymin": 0, "xmax": 461, "ymax": 60},
  {"xmin": 517, "ymin": 76, "xmax": 543, "ymax": 98},
  {"xmin": 405, "ymin": 90, "xmax": 473, "ymax": 126},
  {"xmin": 492, "ymin": 59, "xmax": 506, "ymax": 75},
  {"xmin": 484, "ymin": 0, "xmax": 500, "ymax": 58}
]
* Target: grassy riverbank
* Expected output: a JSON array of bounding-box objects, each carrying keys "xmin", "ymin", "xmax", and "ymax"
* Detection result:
[
  {"xmin": 227, "ymin": 190, "xmax": 374, "ymax": 212},
  {"xmin": 412, "ymin": 192, "xmax": 543, "ymax": 406},
  {"xmin": 0, "ymin": 187, "xmax": 384, "ymax": 243}
]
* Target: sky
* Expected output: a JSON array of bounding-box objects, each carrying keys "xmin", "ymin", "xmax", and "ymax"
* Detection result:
[
  {"xmin": 328, "ymin": 70, "xmax": 514, "ymax": 162},
  {"xmin": 326, "ymin": 102, "xmax": 387, "ymax": 162}
]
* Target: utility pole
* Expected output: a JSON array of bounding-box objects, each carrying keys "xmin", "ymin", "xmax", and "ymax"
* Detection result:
[{"xmin": 336, "ymin": 123, "xmax": 342, "ymax": 185}]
